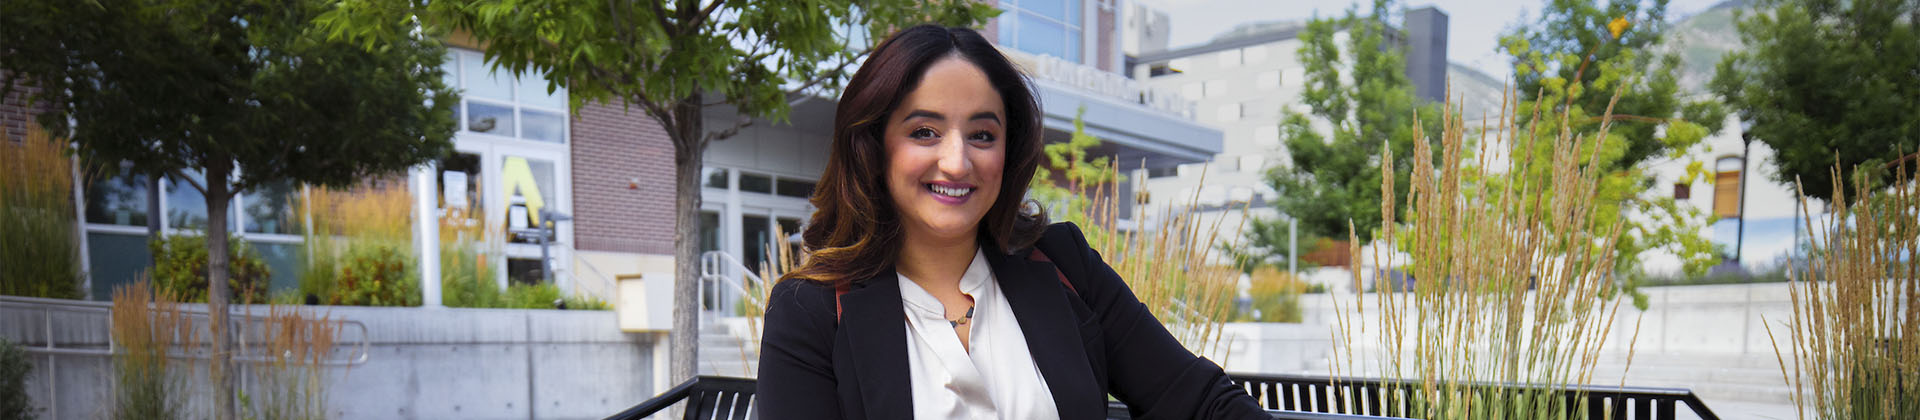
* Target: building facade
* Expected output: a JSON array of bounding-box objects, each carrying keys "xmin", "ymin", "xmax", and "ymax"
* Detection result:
[
  {"xmin": 1123, "ymin": 7, "xmax": 1450, "ymax": 272},
  {"xmin": 13, "ymin": 1, "xmax": 1222, "ymax": 307}
]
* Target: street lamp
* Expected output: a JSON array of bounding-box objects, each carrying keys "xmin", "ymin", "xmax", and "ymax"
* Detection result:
[{"xmin": 1735, "ymin": 118, "xmax": 1753, "ymax": 267}]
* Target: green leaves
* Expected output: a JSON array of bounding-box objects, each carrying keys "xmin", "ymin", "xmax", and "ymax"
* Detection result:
[
  {"xmin": 1711, "ymin": 0, "xmax": 1920, "ymax": 202},
  {"xmin": 1, "ymin": 0, "xmax": 457, "ymax": 192}
]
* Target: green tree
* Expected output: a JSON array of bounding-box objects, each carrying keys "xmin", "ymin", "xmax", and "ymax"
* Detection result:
[
  {"xmin": 1031, "ymin": 107, "xmax": 1123, "ymax": 223},
  {"xmin": 0, "ymin": 1, "xmax": 457, "ymax": 417},
  {"xmin": 1504, "ymin": 0, "xmax": 1727, "ymax": 171},
  {"xmin": 312, "ymin": 0, "xmax": 996, "ymax": 382},
  {"xmin": 1498, "ymin": 0, "xmax": 1725, "ymax": 282},
  {"xmin": 1711, "ymin": 0, "xmax": 1919, "ymax": 202},
  {"xmin": 1248, "ymin": 0, "xmax": 1442, "ymax": 268}
]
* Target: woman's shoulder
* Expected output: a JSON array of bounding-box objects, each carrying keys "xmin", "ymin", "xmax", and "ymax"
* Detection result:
[
  {"xmin": 1037, "ymin": 221, "xmax": 1089, "ymax": 248},
  {"xmin": 765, "ymin": 278, "xmax": 840, "ymax": 330},
  {"xmin": 1033, "ymin": 222, "xmax": 1092, "ymax": 260}
]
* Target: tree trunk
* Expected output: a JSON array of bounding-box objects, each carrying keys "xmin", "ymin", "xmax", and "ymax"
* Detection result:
[
  {"xmin": 670, "ymin": 95, "xmax": 706, "ymax": 383},
  {"xmin": 203, "ymin": 160, "xmax": 236, "ymax": 420}
]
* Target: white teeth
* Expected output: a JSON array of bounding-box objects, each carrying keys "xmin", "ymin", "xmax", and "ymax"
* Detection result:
[{"xmin": 929, "ymin": 184, "xmax": 972, "ymax": 197}]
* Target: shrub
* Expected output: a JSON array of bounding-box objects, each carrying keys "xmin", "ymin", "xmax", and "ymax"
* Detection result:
[
  {"xmin": 0, "ymin": 125, "xmax": 82, "ymax": 299},
  {"xmin": 1236, "ymin": 267, "xmax": 1304, "ymax": 323},
  {"xmin": 149, "ymin": 234, "xmax": 270, "ymax": 304},
  {"xmin": 330, "ymin": 242, "xmax": 418, "ymax": 307},
  {"xmin": 294, "ymin": 183, "xmax": 420, "ymax": 307},
  {"xmin": 0, "ymin": 338, "xmax": 33, "ymax": 420}
]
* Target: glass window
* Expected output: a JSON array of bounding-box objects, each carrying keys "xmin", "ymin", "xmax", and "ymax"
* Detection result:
[
  {"xmin": 86, "ymin": 172, "xmax": 150, "ymax": 227},
  {"xmin": 459, "ymin": 50, "xmax": 514, "ymax": 101},
  {"xmin": 739, "ymin": 172, "xmax": 772, "ymax": 194},
  {"xmin": 1016, "ymin": 17, "xmax": 1073, "ymax": 59},
  {"xmin": 466, "ymin": 102, "xmax": 515, "ymax": 136},
  {"xmin": 703, "ymin": 167, "xmax": 728, "ymax": 189},
  {"xmin": 775, "ymin": 178, "xmax": 815, "ymax": 199},
  {"xmin": 166, "ymin": 171, "xmax": 209, "ymax": 231},
  {"xmin": 442, "ymin": 52, "xmax": 460, "ymax": 95},
  {"xmin": 243, "ymin": 180, "xmax": 300, "ymax": 235},
  {"xmin": 1168, "ymin": 58, "xmax": 1193, "ymax": 72},
  {"xmin": 86, "ymin": 232, "xmax": 151, "ymax": 300},
  {"xmin": 699, "ymin": 211, "xmax": 721, "ymax": 253},
  {"xmin": 507, "ymin": 257, "xmax": 545, "ymax": 285},
  {"xmin": 1714, "ymin": 157, "xmax": 1743, "ymax": 218},
  {"xmin": 501, "ymin": 156, "xmax": 556, "ymax": 243},
  {"xmin": 1018, "ymin": 0, "xmax": 1071, "ymax": 22},
  {"xmin": 519, "ymin": 109, "xmax": 566, "ymax": 143},
  {"xmin": 515, "ymin": 71, "xmax": 568, "ymax": 110},
  {"xmin": 741, "ymin": 214, "xmax": 771, "ymax": 275},
  {"xmin": 252, "ymin": 241, "xmax": 301, "ymax": 294},
  {"xmin": 439, "ymin": 153, "xmax": 483, "ymax": 217}
]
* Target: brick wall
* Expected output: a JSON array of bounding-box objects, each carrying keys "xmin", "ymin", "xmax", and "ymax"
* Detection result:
[
  {"xmin": 3, "ymin": 74, "xmax": 48, "ymax": 143},
  {"xmin": 569, "ymin": 101, "xmax": 677, "ymax": 255}
]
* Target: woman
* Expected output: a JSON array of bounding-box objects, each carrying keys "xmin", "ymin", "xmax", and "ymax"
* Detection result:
[{"xmin": 757, "ymin": 25, "xmax": 1266, "ymax": 420}]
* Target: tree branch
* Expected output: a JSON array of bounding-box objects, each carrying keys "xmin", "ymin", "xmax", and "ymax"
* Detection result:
[
  {"xmin": 704, "ymin": 117, "xmax": 753, "ymax": 143},
  {"xmin": 648, "ymin": 0, "xmax": 676, "ymax": 37},
  {"xmin": 685, "ymin": 0, "xmax": 728, "ymax": 32},
  {"xmin": 167, "ymin": 168, "xmax": 208, "ymax": 195}
]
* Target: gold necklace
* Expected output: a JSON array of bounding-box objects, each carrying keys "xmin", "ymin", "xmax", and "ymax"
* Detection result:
[{"xmin": 948, "ymin": 305, "xmax": 974, "ymax": 328}]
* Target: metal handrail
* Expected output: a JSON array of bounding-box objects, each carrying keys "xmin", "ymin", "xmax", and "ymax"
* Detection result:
[
  {"xmin": 570, "ymin": 253, "xmax": 621, "ymax": 302},
  {"xmin": 0, "ymin": 296, "xmax": 371, "ymax": 366},
  {"xmin": 698, "ymin": 250, "xmax": 766, "ymax": 318}
]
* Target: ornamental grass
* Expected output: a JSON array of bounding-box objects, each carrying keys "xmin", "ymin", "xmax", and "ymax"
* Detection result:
[
  {"xmin": 1328, "ymin": 85, "xmax": 1641, "ymax": 418},
  {"xmin": 1767, "ymin": 161, "xmax": 1919, "ymax": 420},
  {"xmin": 244, "ymin": 305, "xmax": 340, "ymax": 420},
  {"xmin": 110, "ymin": 280, "xmax": 196, "ymax": 419},
  {"xmin": 0, "ymin": 124, "xmax": 83, "ymax": 299}
]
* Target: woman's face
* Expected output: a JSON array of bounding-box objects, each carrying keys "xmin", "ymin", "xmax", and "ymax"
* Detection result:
[{"xmin": 884, "ymin": 55, "xmax": 1007, "ymax": 245}]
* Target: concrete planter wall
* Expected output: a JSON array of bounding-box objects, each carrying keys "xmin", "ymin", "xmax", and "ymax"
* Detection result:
[{"xmin": 1, "ymin": 297, "xmax": 659, "ymax": 420}]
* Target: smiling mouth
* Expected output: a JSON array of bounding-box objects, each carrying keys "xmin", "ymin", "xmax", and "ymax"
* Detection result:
[{"xmin": 928, "ymin": 183, "xmax": 973, "ymax": 198}]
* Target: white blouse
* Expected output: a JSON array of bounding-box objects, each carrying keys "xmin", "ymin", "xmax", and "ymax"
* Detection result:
[{"xmin": 897, "ymin": 249, "xmax": 1059, "ymax": 420}]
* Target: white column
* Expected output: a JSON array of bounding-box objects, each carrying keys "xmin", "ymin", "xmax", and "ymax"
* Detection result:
[{"xmin": 414, "ymin": 164, "xmax": 442, "ymax": 307}]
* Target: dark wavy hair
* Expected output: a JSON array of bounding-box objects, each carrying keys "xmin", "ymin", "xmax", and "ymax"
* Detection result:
[{"xmin": 782, "ymin": 25, "xmax": 1049, "ymax": 286}]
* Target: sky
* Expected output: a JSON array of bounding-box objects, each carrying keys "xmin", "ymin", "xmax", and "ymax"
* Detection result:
[{"xmin": 1131, "ymin": 0, "xmax": 1728, "ymax": 78}]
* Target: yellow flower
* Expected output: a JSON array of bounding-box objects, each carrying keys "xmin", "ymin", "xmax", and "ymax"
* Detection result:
[{"xmin": 1608, "ymin": 16, "xmax": 1631, "ymax": 39}]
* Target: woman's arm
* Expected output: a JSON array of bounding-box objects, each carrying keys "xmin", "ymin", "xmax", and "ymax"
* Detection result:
[
  {"xmin": 755, "ymin": 278, "xmax": 844, "ymax": 418},
  {"xmin": 1042, "ymin": 222, "xmax": 1267, "ymax": 420}
]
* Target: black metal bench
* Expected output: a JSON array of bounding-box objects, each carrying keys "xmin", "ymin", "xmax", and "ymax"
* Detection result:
[
  {"xmin": 1228, "ymin": 373, "xmax": 1721, "ymax": 420},
  {"xmin": 605, "ymin": 376, "xmax": 757, "ymax": 420},
  {"xmin": 607, "ymin": 375, "xmax": 1409, "ymax": 420},
  {"xmin": 606, "ymin": 374, "xmax": 1719, "ymax": 420}
]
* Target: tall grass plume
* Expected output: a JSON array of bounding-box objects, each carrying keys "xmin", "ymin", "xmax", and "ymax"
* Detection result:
[
  {"xmin": 1767, "ymin": 160, "xmax": 1918, "ymax": 419},
  {"xmin": 1, "ymin": 123, "xmax": 83, "ymax": 298},
  {"xmin": 1328, "ymin": 84, "xmax": 1640, "ymax": 418},
  {"xmin": 110, "ymin": 279, "xmax": 196, "ymax": 419}
]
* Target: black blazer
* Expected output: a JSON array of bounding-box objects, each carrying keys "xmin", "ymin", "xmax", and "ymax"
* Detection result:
[{"xmin": 757, "ymin": 222, "xmax": 1266, "ymax": 419}]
